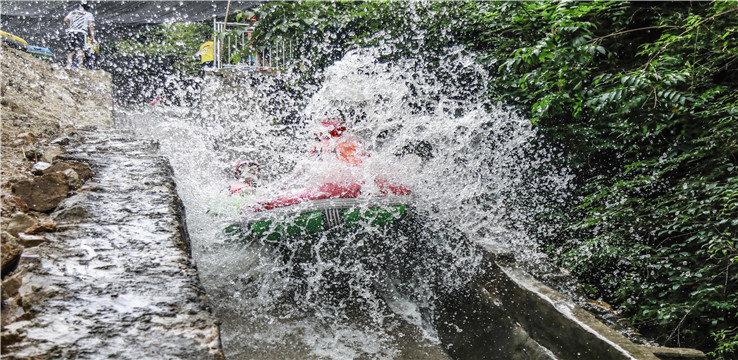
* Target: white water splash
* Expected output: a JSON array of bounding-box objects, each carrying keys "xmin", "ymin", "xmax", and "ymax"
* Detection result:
[{"xmin": 115, "ymin": 42, "xmax": 570, "ymax": 359}]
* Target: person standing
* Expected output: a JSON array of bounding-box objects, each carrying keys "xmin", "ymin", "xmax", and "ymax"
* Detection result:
[
  {"xmin": 64, "ymin": 0, "xmax": 95, "ymax": 68},
  {"xmin": 196, "ymin": 35, "xmax": 214, "ymax": 77}
]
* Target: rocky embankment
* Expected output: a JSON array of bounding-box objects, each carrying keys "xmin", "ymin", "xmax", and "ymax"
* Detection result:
[
  {"xmin": 1, "ymin": 45, "xmax": 112, "ymax": 273},
  {"xmin": 1, "ymin": 46, "xmax": 222, "ymax": 358}
]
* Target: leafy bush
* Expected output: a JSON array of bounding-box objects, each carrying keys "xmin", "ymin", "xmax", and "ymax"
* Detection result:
[{"xmin": 464, "ymin": 1, "xmax": 737, "ymax": 356}]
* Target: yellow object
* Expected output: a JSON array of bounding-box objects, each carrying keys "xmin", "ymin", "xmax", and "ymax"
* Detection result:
[
  {"xmin": 0, "ymin": 30, "xmax": 28, "ymax": 50},
  {"xmin": 198, "ymin": 40, "xmax": 214, "ymax": 63},
  {"xmin": 86, "ymin": 37, "xmax": 99, "ymax": 54}
]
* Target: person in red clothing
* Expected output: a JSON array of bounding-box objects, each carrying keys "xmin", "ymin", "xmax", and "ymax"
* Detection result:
[{"xmin": 310, "ymin": 119, "xmax": 366, "ymax": 166}]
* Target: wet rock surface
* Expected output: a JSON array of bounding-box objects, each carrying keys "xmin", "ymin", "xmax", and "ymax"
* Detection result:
[{"xmin": 1, "ymin": 130, "xmax": 223, "ymax": 359}]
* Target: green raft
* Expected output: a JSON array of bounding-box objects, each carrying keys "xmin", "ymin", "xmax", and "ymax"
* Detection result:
[{"xmin": 225, "ymin": 204, "xmax": 408, "ymax": 242}]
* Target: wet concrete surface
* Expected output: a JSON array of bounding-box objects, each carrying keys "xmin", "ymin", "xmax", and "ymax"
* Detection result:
[
  {"xmin": 434, "ymin": 246, "xmax": 706, "ymax": 360},
  {"xmin": 2, "ymin": 129, "xmax": 222, "ymax": 359}
]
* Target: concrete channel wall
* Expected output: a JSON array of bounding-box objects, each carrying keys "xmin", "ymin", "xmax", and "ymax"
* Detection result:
[{"xmin": 435, "ymin": 245, "xmax": 706, "ymax": 360}]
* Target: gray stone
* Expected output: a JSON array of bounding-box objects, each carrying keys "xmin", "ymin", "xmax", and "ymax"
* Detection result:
[
  {"xmin": 31, "ymin": 162, "xmax": 51, "ymax": 176},
  {"xmin": 0, "ymin": 296, "xmax": 26, "ymax": 331},
  {"xmin": 2, "ymin": 273, "xmax": 22, "ymax": 300},
  {"xmin": 51, "ymin": 206, "xmax": 91, "ymax": 223},
  {"xmin": 2, "ymin": 195, "xmax": 29, "ymax": 213},
  {"xmin": 1, "ymin": 232, "xmax": 23, "ymax": 278},
  {"xmin": 43, "ymin": 160, "xmax": 93, "ymax": 181},
  {"xmin": 61, "ymin": 168, "xmax": 82, "ymax": 189},
  {"xmin": 40, "ymin": 145, "xmax": 65, "ymax": 163},
  {"xmin": 50, "ymin": 136, "xmax": 72, "ymax": 146},
  {"xmin": 19, "ymin": 253, "xmax": 41, "ymax": 266},
  {"xmin": 17, "ymin": 233, "xmax": 46, "ymax": 248},
  {"xmin": 23, "ymin": 220, "xmax": 57, "ymax": 235}
]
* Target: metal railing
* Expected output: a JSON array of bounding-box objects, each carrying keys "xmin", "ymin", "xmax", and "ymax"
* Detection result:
[{"xmin": 213, "ymin": 20, "xmax": 293, "ymax": 71}]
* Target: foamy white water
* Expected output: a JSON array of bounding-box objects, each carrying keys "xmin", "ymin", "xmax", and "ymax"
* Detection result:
[{"xmin": 114, "ymin": 44, "xmax": 570, "ymax": 359}]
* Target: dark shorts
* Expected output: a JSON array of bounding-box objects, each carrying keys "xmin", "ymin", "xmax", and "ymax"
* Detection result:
[
  {"xmin": 66, "ymin": 31, "xmax": 86, "ymax": 52},
  {"xmin": 201, "ymin": 61, "xmax": 214, "ymax": 69}
]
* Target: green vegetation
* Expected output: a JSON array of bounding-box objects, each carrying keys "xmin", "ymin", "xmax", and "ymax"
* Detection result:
[
  {"xmin": 245, "ymin": 1, "xmax": 736, "ymax": 357},
  {"xmin": 110, "ymin": 22, "xmax": 211, "ymax": 74},
  {"xmin": 468, "ymin": 2, "xmax": 737, "ymax": 357},
  {"xmin": 236, "ymin": 1, "xmax": 474, "ymax": 96}
]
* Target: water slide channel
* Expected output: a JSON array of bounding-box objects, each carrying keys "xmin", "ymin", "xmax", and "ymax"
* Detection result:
[
  {"xmin": 4, "ymin": 3, "xmax": 707, "ymax": 358},
  {"xmin": 113, "ymin": 49, "xmax": 589, "ymax": 360}
]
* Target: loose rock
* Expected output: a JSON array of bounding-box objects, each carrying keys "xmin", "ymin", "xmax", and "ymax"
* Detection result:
[
  {"xmin": 40, "ymin": 145, "xmax": 65, "ymax": 163},
  {"xmin": 44, "ymin": 160, "xmax": 93, "ymax": 181},
  {"xmin": 2, "ymin": 195, "xmax": 29, "ymax": 214},
  {"xmin": 12, "ymin": 172, "xmax": 70, "ymax": 212},
  {"xmin": 30, "ymin": 161, "xmax": 52, "ymax": 175},
  {"xmin": 6, "ymin": 212, "xmax": 37, "ymax": 237},
  {"xmin": 23, "ymin": 220, "xmax": 57, "ymax": 235},
  {"xmin": 1, "ymin": 232, "xmax": 23, "ymax": 278},
  {"xmin": 61, "ymin": 168, "xmax": 83, "ymax": 190},
  {"xmin": 2, "ymin": 273, "xmax": 23, "ymax": 300},
  {"xmin": 17, "ymin": 233, "xmax": 46, "ymax": 248},
  {"xmin": 0, "ymin": 296, "xmax": 26, "ymax": 332},
  {"xmin": 51, "ymin": 206, "xmax": 91, "ymax": 223}
]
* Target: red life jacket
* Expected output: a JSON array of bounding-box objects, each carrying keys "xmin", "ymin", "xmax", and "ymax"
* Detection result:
[{"xmin": 310, "ymin": 138, "xmax": 366, "ymax": 166}]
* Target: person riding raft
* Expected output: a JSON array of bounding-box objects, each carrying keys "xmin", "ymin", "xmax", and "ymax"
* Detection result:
[
  {"xmin": 309, "ymin": 119, "xmax": 367, "ymax": 167},
  {"xmin": 230, "ymin": 160, "xmax": 261, "ymax": 195}
]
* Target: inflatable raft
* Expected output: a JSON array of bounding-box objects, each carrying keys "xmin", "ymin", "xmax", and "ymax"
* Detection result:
[
  {"xmin": 223, "ymin": 120, "xmax": 413, "ymax": 245},
  {"xmin": 225, "ymin": 177, "xmax": 413, "ymax": 243},
  {"xmin": 0, "ymin": 30, "xmax": 28, "ymax": 51},
  {"xmin": 27, "ymin": 45, "xmax": 53, "ymax": 60}
]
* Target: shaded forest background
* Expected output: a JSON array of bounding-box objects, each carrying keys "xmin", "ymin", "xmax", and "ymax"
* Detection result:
[{"xmin": 112, "ymin": 1, "xmax": 737, "ymax": 358}]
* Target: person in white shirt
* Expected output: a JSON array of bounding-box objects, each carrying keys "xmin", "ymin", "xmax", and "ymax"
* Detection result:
[{"xmin": 64, "ymin": 1, "xmax": 95, "ymax": 68}]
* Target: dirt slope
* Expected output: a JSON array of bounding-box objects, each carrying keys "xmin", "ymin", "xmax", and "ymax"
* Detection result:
[{"xmin": 1, "ymin": 44, "xmax": 112, "ymax": 231}]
